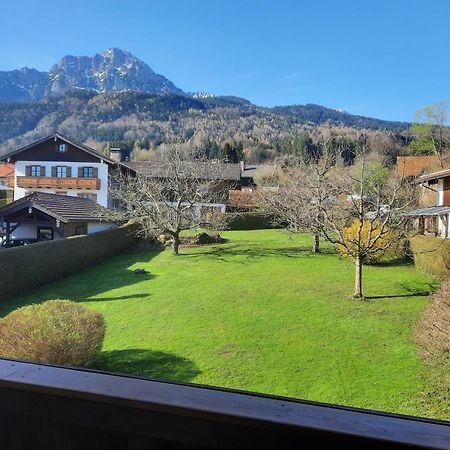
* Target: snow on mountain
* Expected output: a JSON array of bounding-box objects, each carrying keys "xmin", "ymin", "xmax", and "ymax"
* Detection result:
[{"xmin": 0, "ymin": 48, "xmax": 183, "ymax": 102}]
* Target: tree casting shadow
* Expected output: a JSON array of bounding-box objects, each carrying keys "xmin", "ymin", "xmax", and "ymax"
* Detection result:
[
  {"xmin": 365, "ymin": 281, "xmax": 439, "ymax": 300},
  {"xmin": 94, "ymin": 348, "xmax": 201, "ymax": 382},
  {"xmin": 184, "ymin": 244, "xmax": 336, "ymax": 261}
]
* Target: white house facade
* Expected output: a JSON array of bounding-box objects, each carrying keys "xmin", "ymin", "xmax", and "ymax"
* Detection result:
[{"xmin": 0, "ymin": 133, "xmax": 121, "ymax": 208}]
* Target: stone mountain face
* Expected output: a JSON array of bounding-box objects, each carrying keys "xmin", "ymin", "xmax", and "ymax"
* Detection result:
[{"xmin": 0, "ymin": 48, "xmax": 183, "ymax": 101}]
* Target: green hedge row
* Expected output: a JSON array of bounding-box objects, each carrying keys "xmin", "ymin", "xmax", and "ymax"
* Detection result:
[
  {"xmin": 0, "ymin": 223, "xmax": 138, "ymax": 301},
  {"xmin": 410, "ymin": 235, "xmax": 450, "ymax": 279},
  {"xmin": 226, "ymin": 212, "xmax": 278, "ymax": 230}
]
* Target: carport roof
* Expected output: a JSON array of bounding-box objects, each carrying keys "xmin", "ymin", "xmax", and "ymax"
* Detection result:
[{"xmin": 0, "ymin": 192, "xmax": 110, "ymax": 223}]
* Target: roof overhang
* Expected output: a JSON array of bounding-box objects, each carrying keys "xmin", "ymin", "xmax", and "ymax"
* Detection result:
[
  {"xmin": 417, "ymin": 168, "xmax": 450, "ymax": 184},
  {"xmin": 402, "ymin": 206, "xmax": 450, "ymax": 217},
  {"xmin": 0, "ymin": 132, "xmax": 124, "ymax": 166},
  {"xmin": 0, "ymin": 200, "xmax": 69, "ymax": 223}
]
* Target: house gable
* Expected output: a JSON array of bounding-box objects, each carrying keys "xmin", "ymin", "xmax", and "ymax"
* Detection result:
[{"xmin": 3, "ymin": 135, "xmax": 105, "ymax": 164}]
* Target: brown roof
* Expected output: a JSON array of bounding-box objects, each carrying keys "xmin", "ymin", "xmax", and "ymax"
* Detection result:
[
  {"xmin": 0, "ymin": 163, "xmax": 14, "ymax": 178},
  {"xmin": 228, "ymin": 189, "xmax": 262, "ymax": 208},
  {"xmin": 123, "ymin": 161, "xmax": 242, "ymax": 181},
  {"xmin": 396, "ymin": 155, "xmax": 450, "ymax": 177},
  {"xmin": 0, "ymin": 192, "xmax": 111, "ymax": 223}
]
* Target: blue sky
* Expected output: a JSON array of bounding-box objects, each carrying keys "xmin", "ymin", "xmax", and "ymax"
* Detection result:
[{"xmin": 1, "ymin": 0, "xmax": 449, "ymax": 121}]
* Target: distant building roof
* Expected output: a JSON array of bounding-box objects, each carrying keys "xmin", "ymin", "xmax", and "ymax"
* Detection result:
[
  {"xmin": 0, "ymin": 163, "xmax": 14, "ymax": 178},
  {"xmin": 396, "ymin": 155, "xmax": 450, "ymax": 177},
  {"xmin": 228, "ymin": 189, "xmax": 262, "ymax": 208},
  {"xmin": 0, "ymin": 192, "xmax": 111, "ymax": 223},
  {"xmin": 241, "ymin": 164, "xmax": 277, "ymax": 179},
  {"xmin": 417, "ymin": 168, "xmax": 450, "ymax": 184},
  {"xmin": 402, "ymin": 205, "xmax": 450, "ymax": 216},
  {"xmin": 123, "ymin": 161, "xmax": 242, "ymax": 181}
]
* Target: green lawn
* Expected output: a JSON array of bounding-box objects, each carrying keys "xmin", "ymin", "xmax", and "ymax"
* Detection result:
[{"xmin": 2, "ymin": 229, "xmax": 446, "ymax": 419}]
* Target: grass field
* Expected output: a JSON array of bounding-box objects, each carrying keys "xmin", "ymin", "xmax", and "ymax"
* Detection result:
[{"xmin": 2, "ymin": 229, "xmax": 446, "ymax": 419}]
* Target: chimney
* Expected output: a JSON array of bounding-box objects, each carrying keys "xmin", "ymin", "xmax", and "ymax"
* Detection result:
[{"xmin": 110, "ymin": 147, "xmax": 123, "ymax": 162}]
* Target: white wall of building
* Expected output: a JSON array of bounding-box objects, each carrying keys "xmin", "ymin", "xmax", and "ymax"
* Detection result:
[
  {"xmin": 10, "ymin": 223, "xmax": 63, "ymax": 240},
  {"xmin": 87, "ymin": 223, "xmax": 117, "ymax": 234},
  {"xmin": 14, "ymin": 160, "xmax": 109, "ymax": 207},
  {"xmin": 436, "ymin": 179, "xmax": 449, "ymax": 238},
  {"xmin": 10, "ymin": 222, "xmax": 117, "ymax": 240},
  {"xmin": 437, "ymin": 179, "xmax": 444, "ymax": 206}
]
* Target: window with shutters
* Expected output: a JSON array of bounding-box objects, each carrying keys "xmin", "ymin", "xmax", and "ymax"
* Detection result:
[
  {"xmin": 83, "ymin": 167, "xmax": 94, "ymax": 178},
  {"xmin": 56, "ymin": 166, "xmax": 67, "ymax": 177},
  {"xmin": 30, "ymin": 166, "xmax": 41, "ymax": 177}
]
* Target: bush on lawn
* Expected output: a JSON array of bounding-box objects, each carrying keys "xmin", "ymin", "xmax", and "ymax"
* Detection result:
[
  {"xmin": 415, "ymin": 279, "xmax": 450, "ymax": 362},
  {"xmin": 0, "ymin": 222, "xmax": 138, "ymax": 301},
  {"xmin": 0, "ymin": 300, "xmax": 105, "ymax": 367},
  {"xmin": 409, "ymin": 235, "xmax": 450, "ymax": 279}
]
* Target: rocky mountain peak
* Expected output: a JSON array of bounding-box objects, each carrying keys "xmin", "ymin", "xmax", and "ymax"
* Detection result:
[{"xmin": 0, "ymin": 48, "xmax": 183, "ymax": 102}]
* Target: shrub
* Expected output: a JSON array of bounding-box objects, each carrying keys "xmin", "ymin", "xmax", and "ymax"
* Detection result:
[
  {"xmin": 0, "ymin": 300, "xmax": 105, "ymax": 367},
  {"xmin": 410, "ymin": 235, "xmax": 450, "ymax": 279},
  {"xmin": 415, "ymin": 279, "xmax": 450, "ymax": 362}
]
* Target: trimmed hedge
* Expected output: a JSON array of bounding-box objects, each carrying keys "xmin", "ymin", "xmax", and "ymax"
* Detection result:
[
  {"xmin": 410, "ymin": 235, "xmax": 450, "ymax": 279},
  {"xmin": 0, "ymin": 223, "xmax": 138, "ymax": 301},
  {"xmin": 226, "ymin": 212, "xmax": 277, "ymax": 230},
  {"xmin": 0, "ymin": 300, "xmax": 105, "ymax": 367}
]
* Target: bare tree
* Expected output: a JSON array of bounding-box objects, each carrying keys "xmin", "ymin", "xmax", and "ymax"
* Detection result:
[
  {"xmin": 409, "ymin": 100, "xmax": 449, "ymax": 168},
  {"xmin": 258, "ymin": 140, "xmax": 336, "ymax": 253},
  {"xmin": 258, "ymin": 167, "xmax": 323, "ymax": 252},
  {"xmin": 106, "ymin": 149, "xmax": 231, "ymax": 255},
  {"xmin": 316, "ymin": 153, "xmax": 414, "ymax": 298}
]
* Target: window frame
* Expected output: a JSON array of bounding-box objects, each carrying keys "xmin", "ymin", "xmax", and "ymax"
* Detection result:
[
  {"xmin": 56, "ymin": 166, "xmax": 68, "ymax": 178},
  {"xmin": 30, "ymin": 165, "xmax": 41, "ymax": 177},
  {"xmin": 57, "ymin": 143, "xmax": 67, "ymax": 153},
  {"xmin": 82, "ymin": 167, "xmax": 94, "ymax": 178},
  {"xmin": 37, "ymin": 226, "xmax": 54, "ymax": 241}
]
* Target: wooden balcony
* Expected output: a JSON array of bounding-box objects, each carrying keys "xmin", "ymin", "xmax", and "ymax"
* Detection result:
[
  {"xmin": 17, "ymin": 176, "xmax": 100, "ymax": 190},
  {"xmin": 0, "ymin": 358, "xmax": 448, "ymax": 450}
]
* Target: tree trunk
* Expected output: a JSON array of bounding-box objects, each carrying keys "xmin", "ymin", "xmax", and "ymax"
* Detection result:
[
  {"xmin": 353, "ymin": 256, "xmax": 363, "ymax": 298},
  {"xmin": 312, "ymin": 233, "xmax": 320, "ymax": 253},
  {"xmin": 172, "ymin": 233, "xmax": 180, "ymax": 256}
]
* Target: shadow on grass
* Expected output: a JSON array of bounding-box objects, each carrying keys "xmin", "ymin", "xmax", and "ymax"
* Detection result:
[
  {"xmin": 366, "ymin": 292, "xmax": 431, "ymax": 300},
  {"xmin": 0, "ymin": 248, "xmax": 163, "ymax": 316},
  {"xmin": 365, "ymin": 280, "xmax": 439, "ymax": 300},
  {"xmin": 184, "ymin": 244, "xmax": 336, "ymax": 261},
  {"xmin": 368, "ymin": 258, "xmax": 414, "ymax": 268},
  {"xmin": 94, "ymin": 348, "xmax": 200, "ymax": 382},
  {"xmin": 74, "ymin": 292, "xmax": 153, "ymax": 302}
]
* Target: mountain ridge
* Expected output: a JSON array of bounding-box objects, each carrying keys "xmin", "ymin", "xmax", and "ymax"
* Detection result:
[{"xmin": 0, "ymin": 48, "xmax": 183, "ymax": 101}]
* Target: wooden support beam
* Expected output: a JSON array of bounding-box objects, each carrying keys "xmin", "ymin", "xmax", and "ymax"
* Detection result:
[{"xmin": 439, "ymin": 214, "xmax": 449, "ymax": 239}]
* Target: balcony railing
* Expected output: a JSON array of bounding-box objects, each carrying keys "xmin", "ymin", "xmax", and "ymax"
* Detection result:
[
  {"xmin": 0, "ymin": 358, "xmax": 448, "ymax": 450},
  {"xmin": 16, "ymin": 176, "xmax": 100, "ymax": 190}
]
